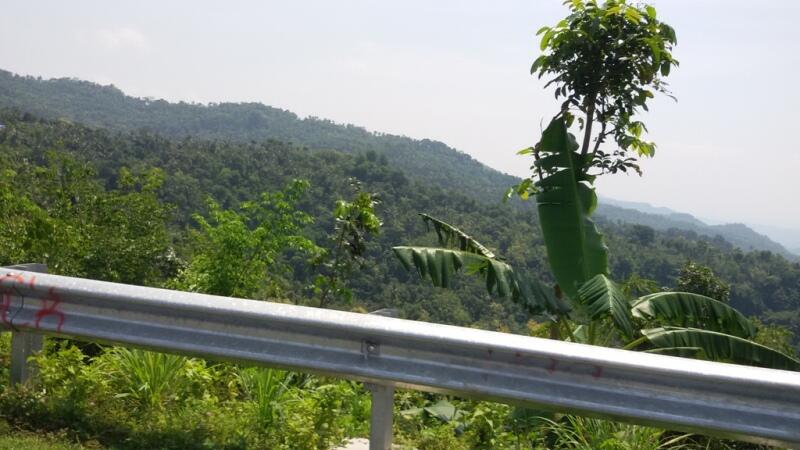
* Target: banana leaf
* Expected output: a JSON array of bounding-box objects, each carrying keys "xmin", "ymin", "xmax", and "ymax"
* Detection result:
[
  {"xmin": 392, "ymin": 246, "xmax": 568, "ymax": 316},
  {"xmin": 534, "ymin": 118, "xmax": 608, "ymax": 299},
  {"xmin": 641, "ymin": 327, "xmax": 800, "ymax": 371},
  {"xmin": 576, "ymin": 274, "xmax": 634, "ymax": 338},
  {"xmin": 392, "ymin": 246, "xmax": 484, "ymax": 289},
  {"xmin": 419, "ymin": 213, "xmax": 496, "ymax": 258},
  {"xmin": 632, "ymin": 292, "xmax": 756, "ymax": 339}
]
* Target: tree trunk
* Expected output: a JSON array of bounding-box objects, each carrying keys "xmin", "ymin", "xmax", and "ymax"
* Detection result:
[{"xmin": 581, "ymin": 100, "xmax": 596, "ymax": 156}]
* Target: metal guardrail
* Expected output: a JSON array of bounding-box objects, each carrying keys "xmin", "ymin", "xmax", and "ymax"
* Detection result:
[{"xmin": 1, "ymin": 266, "xmax": 800, "ymax": 449}]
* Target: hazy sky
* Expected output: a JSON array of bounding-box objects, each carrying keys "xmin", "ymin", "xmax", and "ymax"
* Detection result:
[{"xmin": 1, "ymin": 0, "xmax": 799, "ymax": 230}]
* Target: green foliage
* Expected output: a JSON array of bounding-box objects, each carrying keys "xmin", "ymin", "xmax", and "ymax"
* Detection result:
[
  {"xmin": 752, "ymin": 319, "xmax": 798, "ymax": 359},
  {"xmin": 676, "ymin": 262, "xmax": 731, "ymax": 302},
  {"xmin": 396, "ymin": 214, "xmax": 798, "ymax": 370},
  {"xmin": 596, "ymin": 204, "xmax": 796, "ymax": 259},
  {"xmin": 0, "ymin": 69, "xmax": 520, "ymax": 210},
  {"xmin": 30, "ymin": 342, "xmax": 106, "ymax": 425},
  {"xmin": 0, "ymin": 16, "xmax": 797, "ymax": 445},
  {"xmin": 393, "ymin": 246, "xmax": 483, "ymax": 289},
  {"xmin": 534, "ymin": 118, "xmax": 608, "ymax": 299},
  {"xmin": 237, "ymin": 367, "xmax": 293, "ymax": 427},
  {"xmin": 169, "ymin": 180, "xmax": 319, "ymax": 298},
  {"xmin": 576, "ymin": 274, "xmax": 634, "ymax": 339},
  {"xmin": 540, "ymin": 414, "xmax": 691, "ymax": 450},
  {"xmin": 639, "ymin": 327, "xmax": 800, "ymax": 371},
  {"xmin": 533, "ymin": 0, "xmax": 678, "ymax": 171},
  {"xmin": 419, "ymin": 213, "xmax": 496, "ymax": 258},
  {"xmin": 395, "ymin": 394, "xmax": 531, "ymax": 449},
  {"xmin": 632, "ymin": 292, "xmax": 755, "ymax": 338},
  {"xmin": 0, "ymin": 152, "xmax": 174, "ymax": 284},
  {"xmin": 620, "ymin": 273, "xmax": 660, "ymax": 297},
  {"xmin": 393, "ymin": 214, "xmax": 567, "ymax": 318},
  {"xmin": 2, "ymin": 110, "xmax": 798, "ymax": 340},
  {"xmin": 0, "ymin": 419, "xmax": 91, "ymax": 450},
  {"xmin": 1, "ymin": 342, "xmax": 372, "ymax": 450},
  {"xmin": 313, "ymin": 179, "xmax": 381, "ymax": 307},
  {"xmin": 98, "ymin": 348, "xmax": 195, "ymax": 410}
]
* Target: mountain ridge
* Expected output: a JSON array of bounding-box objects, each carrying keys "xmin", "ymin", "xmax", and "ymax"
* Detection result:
[
  {"xmin": 0, "ymin": 69, "xmax": 517, "ymax": 208},
  {"xmin": 0, "ymin": 68, "xmax": 795, "ymax": 260},
  {"xmin": 600, "ymin": 197, "xmax": 799, "ymax": 259}
]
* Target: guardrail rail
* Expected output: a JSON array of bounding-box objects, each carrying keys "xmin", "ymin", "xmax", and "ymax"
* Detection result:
[{"xmin": 2, "ymin": 265, "xmax": 800, "ymax": 449}]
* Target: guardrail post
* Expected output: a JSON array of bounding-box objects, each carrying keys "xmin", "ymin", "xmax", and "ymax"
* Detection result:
[
  {"xmin": 366, "ymin": 382, "xmax": 394, "ymax": 450},
  {"xmin": 10, "ymin": 332, "xmax": 43, "ymax": 385},
  {"xmin": 4, "ymin": 263, "xmax": 47, "ymax": 385}
]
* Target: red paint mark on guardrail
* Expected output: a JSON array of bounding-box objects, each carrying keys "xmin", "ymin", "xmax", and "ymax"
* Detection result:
[
  {"xmin": 1, "ymin": 291, "xmax": 13, "ymax": 327},
  {"xmin": 0, "ymin": 272, "xmax": 64, "ymax": 332},
  {"xmin": 34, "ymin": 287, "xmax": 65, "ymax": 332},
  {"xmin": 0, "ymin": 272, "xmax": 25, "ymax": 327}
]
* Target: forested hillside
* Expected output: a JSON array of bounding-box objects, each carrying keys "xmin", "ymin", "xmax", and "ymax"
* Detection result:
[
  {"xmin": 2, "ymin": 110, "xmax": 799, "ymax": 341},
  {"xmin": 0, "ymin": 69, "xmax": 517, "ymax": 208},
  {"xmin": 2, "ymin": 69, "xmax": 793, "ymax": 259}
]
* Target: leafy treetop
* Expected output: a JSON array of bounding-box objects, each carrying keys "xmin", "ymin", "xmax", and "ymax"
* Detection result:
[{"xmin": 531, "ymin": 0, "xmax": 678, "ymax": 177}]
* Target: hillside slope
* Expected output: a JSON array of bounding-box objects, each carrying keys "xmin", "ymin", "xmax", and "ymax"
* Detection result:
[
  {"xmin": 0, "ymin": 69, "xmax": 517, "ymax": 207},
  {"xmin": 0, "ymin": 68, "xmax": 795, "ymax": 259},
  {"xmin": 597, "ymin": 202, "xmax": 797, "ymax": 260},
  {"xmin": 2, "ymin": 112, "xmax": 799, "ymax": 342}
]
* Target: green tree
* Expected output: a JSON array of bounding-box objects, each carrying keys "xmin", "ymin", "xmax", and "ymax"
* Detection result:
[
  {"xmin": 675, "ymin": 261, "xmax": 731, "ymax": 302},
  {"xmin": 170, "ymin": 179, "xmax": 319, "ymax": 298},
  {"xmin": 0, "ymin": 152, "xmax": 173, "ymax": 285},
  {"xmin": 531, "ymin": 0, "xmax": 677, "ymax": 170},
  {"xmin": 507, "ymin": 0, "xmax": 678, "ymax": 300},
  {"xmin": 313, "ymin": 178, "xmax": 381, "ymax": 308}
]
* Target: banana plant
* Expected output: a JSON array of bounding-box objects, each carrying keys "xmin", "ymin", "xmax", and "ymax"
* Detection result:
[
  {"xmin": 395, "ymin": 223, "xmax": 800, "ymax": 370},
  {"xmin": 393, "ymin": 117, "xmax": 800, "ymax": 371},
  {"xmin": 393, "ymin": 214, "xmax": 569, "ymax": 319}
]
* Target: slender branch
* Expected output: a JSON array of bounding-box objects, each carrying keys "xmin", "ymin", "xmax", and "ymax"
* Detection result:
[
  {"xmin": 533, "ymin": 146, "xmax": 544, "ymax": 180},
  {"xmin": 318, "ymin": 223, "xmax": 348, "ymax": 308},
  {"xmin": 591, "ymin": 106, "xmax": 608, "ymax": 155},
  {"xmin": 580, "ymin": 95, "xmax": 597, "ymax": 156}
]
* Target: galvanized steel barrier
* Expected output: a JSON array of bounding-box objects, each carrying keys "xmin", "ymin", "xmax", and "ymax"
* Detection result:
[{"xmin": 2, "ymin": 265, "xmax": 800, "ymax": 449}]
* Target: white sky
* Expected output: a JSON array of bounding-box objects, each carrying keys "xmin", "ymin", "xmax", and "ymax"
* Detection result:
[{"xmin": 1, "ymin": 0, "xmax": 799, "ymax": 230}]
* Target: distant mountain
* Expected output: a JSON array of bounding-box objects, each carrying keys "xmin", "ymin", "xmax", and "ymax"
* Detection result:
[
  {"xmin": 0, "ymin": 68, "xmax": 795, "ymax": 260},
  {"xmin": 601, "ymin": 197, "xmax": 681, "ymax": 217},
  {"xmin": 0, "ymin": 69, "xmax": 517, "ymax": 207},
  {"xmin": 600, "ymin": 197, "xmax": 706, "ymax": 226},
  {"xmin": 596, "ymin": 200, "xmax": 798, "ymax": 261},
  {"xmin": 746, "ymin": 223, "xmax": 800, "ymax": 257}
]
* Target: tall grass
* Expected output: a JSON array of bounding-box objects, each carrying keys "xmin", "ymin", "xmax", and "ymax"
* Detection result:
[
  {"xmin": 237, "ymin": 367, "xmax": 294, "ymax": 427},
  {"xmin": 541, "ymin": 415, "xmax": 692, "ymax": 450},
  {"xmin": 100, "ymin": 347, "xmax": 188, "ymax": 409}
]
